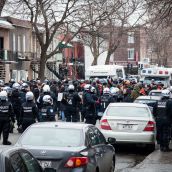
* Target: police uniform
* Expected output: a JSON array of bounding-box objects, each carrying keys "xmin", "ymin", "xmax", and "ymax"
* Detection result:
[
  {"xmin": 20, "ymin": 101, "xmax": 39, "ymax": 131},
  {"xmin": 0, "ymin": 100, "xmax": 14, "ymax": 145},
  {"xmin": 156, "ymin": 98, "xmax": 171, "ymax": 151},
  {"xmin": 83, "ymin": 92, "xmax": 97, "ymax": 125},
  {"xmin": 40, "ymin": 104, "xmax": 55, "ymax": 122},
  {"xmin": 11, "ymin": 89, "xmax": 22, "ymax": 127},
  {"xmin": 63, "ymin": 91, "xmax": 81, "ymax": 122}
]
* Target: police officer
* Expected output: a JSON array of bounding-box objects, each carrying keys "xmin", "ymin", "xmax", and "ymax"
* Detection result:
[
  {"xmin": 37, "ymin": 84, "xmax": 57, "ymax": 112},
  {"xmin": 100, "ymin": 88, "xmax": 114, "ymax": 112},
  {"xmin": 156, "ymin": 91, "xmax": 170, "ymax": 152},
  {"xmin": 11, "ymin": 83, "xmax": 22, "ymax": 130},
  {"xmin": 0, "ymin": 91, "xmax": 14, "ymax": 145},
  {"xmin": 20, "ymin": 83, "xmax": 29, "ymax": 103},
  {"xmin": 62, "ymin": 84, "xmax": 81, "ymax": 122},
  {"xmin": 40, "ymin": 95, "xmax": 56, "ymax": 122},
  {"xmin": 20, "ymin": 91, "xmax": 39, "ymax": 132},
  {"xmin": 83, "ymin": 84, "xmax": 98, "ymax": 125}
]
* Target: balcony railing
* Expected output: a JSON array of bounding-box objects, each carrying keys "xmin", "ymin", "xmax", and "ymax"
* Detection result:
[{"xmin": 0, "ymin": 50, "xmax": 40, "ymax": 63}]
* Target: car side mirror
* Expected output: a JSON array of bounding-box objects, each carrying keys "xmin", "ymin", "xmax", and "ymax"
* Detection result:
[
  {"xmin": 107, "ymin": 137, "xmax": 116, "ymax": 145},
  {"xmin": 44, "ymin": 168, "xmax": 56, "ymax": 172}
]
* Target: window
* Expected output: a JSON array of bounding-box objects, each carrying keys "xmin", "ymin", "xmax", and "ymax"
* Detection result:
[
  {"xmin": 13, "ymin": 33, "xmax": 16, "ymax": 52},
  {"xmin": 87, "ymin": 129, "xmax": 99, "ymax": 146},
  {"xmin": 20, "ymin": 128, "xmax": 83, "ymax": 147},
  {"xmin": 107, "ymin": 106, "xmax": 150, "ymax": 117},
  {"xmin": 20, "ymin": 152, "xmax": 42, "ymax": 172},
  {"xmin": 87, "ymin": 127, "xmax": 106, "ymax": 146},
  {"xmin": 128, "ymin": 48, "xmax": 135, "ymax": 60},
  {"xmin": 23, "ymin": 35, "xmax": 26, "ymax": 52},
  {"xmin": 92, "ymin": 127, "xmax": 106, "ymax": 145},
  {"xmin": 18, "ymin": 36, "xmax": 21, "ymax": 52},
  {"xmin": 128, "ymin": 32, "xmax": 134, "ymax": 43},
  {"xmin": 10, "ymin": 153, "xmax": 27, "ymax": 172}
]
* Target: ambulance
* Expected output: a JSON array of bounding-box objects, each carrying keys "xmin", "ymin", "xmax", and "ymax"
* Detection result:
[
  {"xmin": 85, "ymin": 65, "xmax": 126, "ymax": 80},
  {"xmin": 141, "ymin": 67, "xmax": 172, "ymax": 87}
]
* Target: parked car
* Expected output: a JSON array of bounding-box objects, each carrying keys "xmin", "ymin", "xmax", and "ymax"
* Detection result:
[
  {"xmin": 16, "ymin": 122, "xmax": 116, "ymax": 172},
  {"xmin": 148, "ymin": 89, "xmax": 170, "ymax": 97},
  {"xmin": 100, "ymin": 103, "xmax": 156, "ymax": 151},
  {"xmin": 134, "ymin": 96, "xmax": 160, "ymax": 115},
  {"xmin": 0, "ymin": 146, "xmax": 45, "ymax": 172}
]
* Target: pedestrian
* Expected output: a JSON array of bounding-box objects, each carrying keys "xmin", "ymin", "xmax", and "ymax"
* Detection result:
[
  {"xmin": 62, "ymin": 84, "xmax": 81, "ymax": 122},
  {"xmin": 83, "ymin": 84, "xmax": 98, "ymax": 125},
  {"xmin": 156, "ymin": 94, "xmax": 171, "ymax": 152},
  {"xmin": 11, "ymin": 83, "xmax": 22, "ymax": 131},
  {"xmin": 0, "ymin": 91, "xmax": 14, "ymax": 145},
  {"xmin": 40, "ymin": 95, "xmax": 56, "ymax": 122},
  {"xmin": 20, "ymin": 91, "xmax": 39, "ymax": 132}
]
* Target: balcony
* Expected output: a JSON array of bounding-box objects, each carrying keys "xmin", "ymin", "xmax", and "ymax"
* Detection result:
[{"xmin": 0, "ymin": 50, "xmax": 40, "ymax": 63}]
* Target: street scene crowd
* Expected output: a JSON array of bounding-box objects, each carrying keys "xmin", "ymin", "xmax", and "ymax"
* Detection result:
[{"xmin": 0, "ymin": 77, "xmax": 172, "ymax": 153}]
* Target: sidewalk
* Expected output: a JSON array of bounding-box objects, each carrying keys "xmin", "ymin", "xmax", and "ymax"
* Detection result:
[{"xmin": 129, "ymin": 144, "xmax": 172, "ymax": 172}]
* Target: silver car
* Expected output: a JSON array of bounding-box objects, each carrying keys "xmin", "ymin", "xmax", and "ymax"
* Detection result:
[{"xmin": 100, "ymin": 103, "xmax": 156, "ymax": 151}]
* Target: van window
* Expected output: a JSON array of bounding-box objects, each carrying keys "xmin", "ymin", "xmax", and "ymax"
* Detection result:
[{"xmin": 116, "ymin": 69, "xmax": 123, "ymax": 78}]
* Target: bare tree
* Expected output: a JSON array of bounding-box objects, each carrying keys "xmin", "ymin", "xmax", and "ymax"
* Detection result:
[
  {"xmin": 0, "ymin": 0, "xmax": 6, "ymax": 16},
  {"xmin": 80, "ymin": 0, "xmax": 147, "ymax": 65},
  {"xmin": 5, "ymin": 0, "xmax": 107, "ymax": 80},
  {"xmin": 146, "ymin": 0, "xmax": 172, "ymax": 25},
  {"xmin": 146, "ymin": 24, "xmax": 172, "ymax": 66}
]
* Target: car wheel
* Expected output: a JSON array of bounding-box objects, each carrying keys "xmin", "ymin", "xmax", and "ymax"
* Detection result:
[
  {"xmin": 109, "ymin": 158, "xmax": 115, "ymax": 172},
  {"xmin": 146, "ymin": 143, "xmax": 155, "ymax": 152}
]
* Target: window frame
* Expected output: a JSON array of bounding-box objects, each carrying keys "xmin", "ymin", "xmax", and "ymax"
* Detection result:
[
  {"xmin": 128, "ymin": 48, "xmax": 135, "ymax": 60},
  {"xmin": 128, "ymin": 32, "xmax": 135, "ymax": 44}
]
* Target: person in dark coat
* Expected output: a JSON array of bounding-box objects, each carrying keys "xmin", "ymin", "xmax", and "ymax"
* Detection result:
[
  {"xmin": 20, "ymin": 91, "xmax": 39, "ymax": 132},
  {"xmin": 0, "ymin": 91, "xmax": 14, "ymax": 145}
]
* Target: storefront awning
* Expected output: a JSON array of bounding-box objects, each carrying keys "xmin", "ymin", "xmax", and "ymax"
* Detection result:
[{"xmin": 0, "ymin": 20, "xmax": 14, "ymax": 29}]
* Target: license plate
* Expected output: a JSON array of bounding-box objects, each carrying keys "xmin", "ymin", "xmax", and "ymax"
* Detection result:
[
  {"xmin": 122, "ymin": 124, "xmax": 133, "ymax": 129},
  {"xmin": 39, "ymin": 161, "xmax": 52, "ymax": 168}
]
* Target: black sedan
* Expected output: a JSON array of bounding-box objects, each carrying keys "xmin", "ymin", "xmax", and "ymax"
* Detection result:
[
  {"xmin": 16, "ymin": 122, "xmax": 116, "ymax": 172},
  {"xmin": 0, "ymin": 146, "xmax": 44, "ymax": 172}
]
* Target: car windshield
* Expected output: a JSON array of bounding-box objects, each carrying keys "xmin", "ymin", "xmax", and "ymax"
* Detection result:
[
  {"xmin": 20, "ymin": 128, "xmax": 83, "ymax": 147},
  {"xmin": 107, "ymin": 106, "xmax": 150, "ymax": 117}
]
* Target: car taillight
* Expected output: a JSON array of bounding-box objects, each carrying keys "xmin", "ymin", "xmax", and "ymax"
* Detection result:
[
  {"xmin": 64, "ymin": 157, "xmax": 88, "ymax": 168},
  {"xmin": 101, "ymin": 119, "xmax": 112, "ymax": 130},
  {"xmin": 144, "ymin": 121, "xmax": 155, "ymax": 131}
]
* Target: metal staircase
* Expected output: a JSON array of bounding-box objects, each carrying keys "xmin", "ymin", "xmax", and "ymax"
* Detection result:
[
  {"xmin": 0, "ymin": 63, "xmax": 5, "ymax": 81},
  {"xmin": 46, "ymin": 61, "xmax": 63, "ymax": 80}
]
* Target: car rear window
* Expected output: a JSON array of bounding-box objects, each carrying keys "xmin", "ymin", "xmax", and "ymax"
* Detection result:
[
  {"xmin": 20, "ymin": 128, "xmax": 83, "ymax": 147},
  {"xmin": 106, "ymin": 106, "xmax": 150, "ymax": 117}
]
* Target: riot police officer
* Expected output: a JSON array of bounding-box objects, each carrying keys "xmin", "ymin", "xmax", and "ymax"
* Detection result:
[
  {"xmin": 156, "ymin": 91, "xmax": 170, "ymax": 152},
  {"xmin": 20, "ymin": 83, "xmax": 29, "ymax": 103},
  {"xmin": 20, "ymin": 91, "xmax": 39, "ymax": 131},
  {"xmin": 0, "ymin": 91, "xmax": 14, "ymax": 145},
  {"xmin": 62, "ymin": 84, "xmax": 81, "ymax": 122},
  {"xmin": 83, "ymin": 84, "xmax": 98, "ymax": 125},
  {"xmin": 40, "ymin": 95, "xmax": 56, "ymax": 122},
  {"xmin": 11, "ymin": 83, "xmax": 22, "ymax": 130},
  {"xmin": 100, "ymin": 88, "xmax": 114, "ymax": 112}
]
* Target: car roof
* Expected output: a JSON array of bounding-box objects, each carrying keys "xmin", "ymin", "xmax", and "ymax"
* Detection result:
[
  {"xmin": 136, "ymin": 96, "xmax": 162, "ymax": 100},
  {"xmin": 149, "ymin": 90, "xmax": 162, "ymax": 93},
  {"xmin": 108, "ymin": 103, "xmax": 148, "ymax": 107},
  {"xmin": 29, "ymin": 122, "xmax": 93, "ymax": 130}
]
